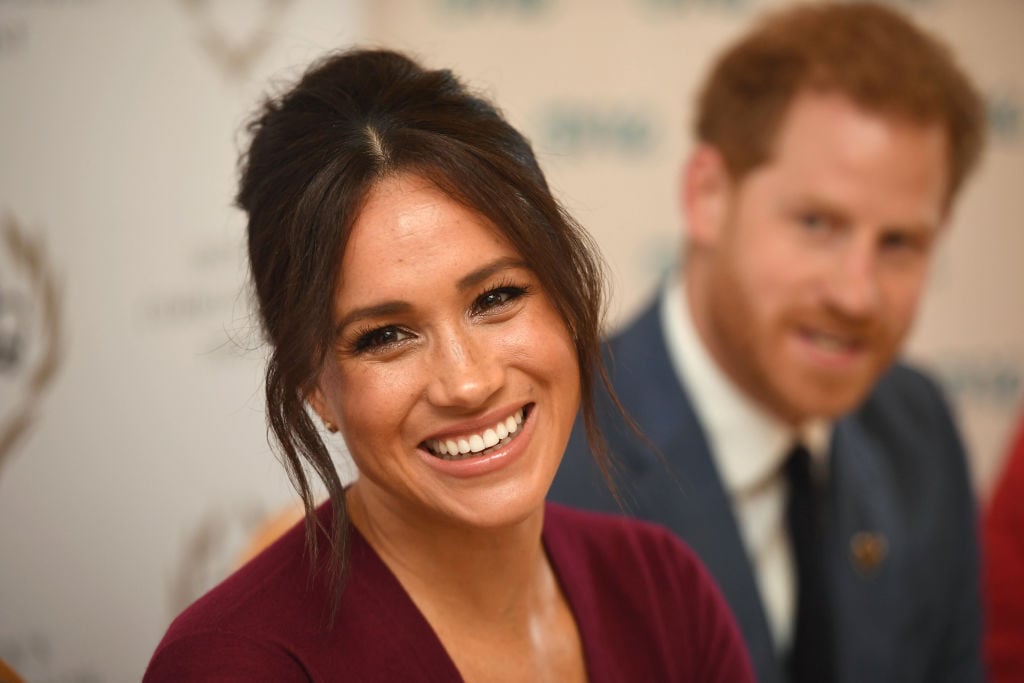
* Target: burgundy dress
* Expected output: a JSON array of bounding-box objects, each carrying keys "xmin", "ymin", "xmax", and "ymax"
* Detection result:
[{"xmin": 144, "ymin": 502, "xmax": 754, "ymax": 682}]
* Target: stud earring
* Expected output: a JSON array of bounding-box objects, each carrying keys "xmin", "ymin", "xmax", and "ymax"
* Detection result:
[{"xmin": 323, "ymin": 420, "xmax": 339, "ymax": 434}]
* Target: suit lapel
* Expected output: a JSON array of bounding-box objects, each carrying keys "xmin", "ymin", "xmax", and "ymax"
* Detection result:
[
  {"xmin": 829, "ymin": 419, "xmax": 903, "ymax": 683},
  {"xmin": 607, "ymin": 300, "xmax": 786, "ymax": 683}
]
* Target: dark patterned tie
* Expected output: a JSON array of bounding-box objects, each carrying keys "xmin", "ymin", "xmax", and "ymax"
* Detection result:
[{"xmin": 785, "ymin": 444, "xmax": 834, "ymax": 683}]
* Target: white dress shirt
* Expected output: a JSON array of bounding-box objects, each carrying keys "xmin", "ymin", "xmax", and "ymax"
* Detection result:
[{"xmin": 659, "ymin": 274, "xmax": 831, "ymax": 654}]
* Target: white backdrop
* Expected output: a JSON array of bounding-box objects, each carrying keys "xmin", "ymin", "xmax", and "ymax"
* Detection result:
[
  {"xmin": 0, "ymin": 1, "xmax": 361, "ymax": 680},
  {"xmin": 0, "ymin": 1, "xmax": 1020, "ymax": 681}
]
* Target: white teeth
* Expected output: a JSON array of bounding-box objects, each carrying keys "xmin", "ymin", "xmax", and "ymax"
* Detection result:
[
  {"xmin": 811, "ymin": 332, "xmax": 850, "ymax": 352},
  {"xmin": 426, "ymin": 408, "xmax": 527, "ymax": 459}
]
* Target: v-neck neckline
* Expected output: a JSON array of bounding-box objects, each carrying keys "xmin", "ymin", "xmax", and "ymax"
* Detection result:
[{"xmin": 346, "ymin": 504, "xmax": 594, "ymax": 682}]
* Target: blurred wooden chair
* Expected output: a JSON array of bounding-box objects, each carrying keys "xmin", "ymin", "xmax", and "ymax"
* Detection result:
[
  {"xmin": 234, "ymin": 502, "xmax": 306, "ymax": 568},
  {"xmin": 0, "ymin": 657, "xmax": 25, "ymax": 683}
]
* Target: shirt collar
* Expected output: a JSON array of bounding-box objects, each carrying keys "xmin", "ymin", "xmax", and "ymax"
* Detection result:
[{"xmin": 659, "ymin": 273, "xmax": 832, "ymax": 494}]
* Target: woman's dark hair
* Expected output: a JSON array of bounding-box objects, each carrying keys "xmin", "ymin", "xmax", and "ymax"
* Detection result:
[{"xmin": 237, "ymin": 48, "xmax": 617, "ymax": 612}]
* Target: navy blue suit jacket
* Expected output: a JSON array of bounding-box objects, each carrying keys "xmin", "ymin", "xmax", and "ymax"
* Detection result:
[{"xmin": 550, "ymin": 298, "xmax": 983, "ymax": 683}]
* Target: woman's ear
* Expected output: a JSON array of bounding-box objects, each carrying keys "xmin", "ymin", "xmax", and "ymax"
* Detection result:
[
  {"xmin": 682, "ymin": 144, "xmax": 732, "ymax": 249},
  {"xmin": 307, "ymin": 386, "xmax": 339, "ymax": 433}
]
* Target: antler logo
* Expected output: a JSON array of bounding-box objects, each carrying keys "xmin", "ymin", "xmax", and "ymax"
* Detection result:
[
  {"xmin": 0, "ymin": 213, "xmax": 63, "ymax": 480},
  {"xmin": 178, "ymin": 0, "xmax": 295, "ymax": 81}
]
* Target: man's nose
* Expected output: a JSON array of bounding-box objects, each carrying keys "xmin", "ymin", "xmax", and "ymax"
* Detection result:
[{"xmin": 824, "ymin": 238, "xmax": 882, "ymax": 320}]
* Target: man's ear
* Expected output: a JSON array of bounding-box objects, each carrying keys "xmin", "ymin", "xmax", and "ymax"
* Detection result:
[{"xmin": 682, "ymin": 144, "xmax": 732, "ymax": 248}]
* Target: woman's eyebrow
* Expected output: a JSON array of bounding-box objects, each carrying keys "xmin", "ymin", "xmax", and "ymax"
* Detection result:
[
  {"xmin": 334, "ymin": 257, "xmax": 528, "ymax": 336},
  {"xmin": 456, "ymin": 256, "xmax": 528, "ymax": 292},
  {"xmin": 335, "ymin": 301, "xmax": 411, "ymax": 337}
]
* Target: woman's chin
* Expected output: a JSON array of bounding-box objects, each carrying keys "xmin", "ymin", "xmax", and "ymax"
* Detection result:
[
  {"xmin": 349, "ymin": 474, "xmax": 551, "ymax": 536},
  {"xmin": 459, "ymin": 488, "xmax": 548, "ymax": 531}
]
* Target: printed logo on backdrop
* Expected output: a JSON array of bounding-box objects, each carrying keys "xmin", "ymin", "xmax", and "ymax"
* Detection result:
[
  {"xmin": 0, "ymin": 17, "xmax": 28, "ymax": 57},
  {"xmin": 538, "ymin": 102, "xmax": 657, "ymax": 160},
  {"xmin": 988, "ymin": 91, "xmax": 1021, "ymax": 143},
  {"xmin": 638, "ymin": 0, "xmax": 751, "ymax": 12},
  {"xmin": 929, "ymin": 350, "xmax": 1024, "ymax": 413},
  {"xmin": 926, "ymin": 349, "xmax": 1024, "ymax": 485},
  {"xmin": 0, "ymin": 0, "xmax": 95, "ymax": 60},
  {"xmin": 178, "ymin": 0, "xmax": 295, "ymax": 81},
  {"xmin": 136, "ymin": 238, "xmax": 251, "ymax": 363},
  {"xmin": 438, "ymin": 0, "xmax": 550, "ymax": 16},
  {"xmin": 0, "ymin": 213, "xmax": 62, "ymax": 482}
]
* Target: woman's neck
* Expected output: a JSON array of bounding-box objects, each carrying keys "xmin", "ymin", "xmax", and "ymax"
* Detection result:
[
  {"xmin": 345, "ymin": 483, "xmax": 586, "ymax": 682},
  {"xmin": 346, "ymin": 482, "xmax": 550, "ymax": 622}
]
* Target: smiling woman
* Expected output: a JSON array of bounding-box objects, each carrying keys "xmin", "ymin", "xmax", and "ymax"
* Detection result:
[
  {"xmin": 142, "ymin": 48, "xmax": 754, "ymax": 682},
  {"xmin": 309, "ymin": 174, "xmax": 581, "ymax": 534}
]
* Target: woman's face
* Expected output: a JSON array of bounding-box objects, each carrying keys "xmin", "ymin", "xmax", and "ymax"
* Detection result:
[{"xmin": 310, "ymin": 173, "xmax": 580, "ymax": 531}]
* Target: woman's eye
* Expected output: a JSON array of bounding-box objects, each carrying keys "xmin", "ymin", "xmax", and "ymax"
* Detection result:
[
  {"xmin": 473, "ymin": 286, "xmax": 528, "ymax": 315},
  {"xmin": 353, "ymin": 325, "xmax": 411, "ymax": 353}
]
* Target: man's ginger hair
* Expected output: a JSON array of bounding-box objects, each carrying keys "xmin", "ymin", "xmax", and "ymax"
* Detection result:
[{"xmin": 696, "ymin": 2, "xmax": 985, "ymax": 205}]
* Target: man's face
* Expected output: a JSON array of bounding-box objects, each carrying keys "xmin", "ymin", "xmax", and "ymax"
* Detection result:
[{"xmin": 687, "ymin": 91, "xmax": 949, "ymax": 425}]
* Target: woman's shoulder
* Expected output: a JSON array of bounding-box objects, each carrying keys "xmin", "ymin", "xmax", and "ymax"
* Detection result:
[
  {"xmin": 542, "ymin": 501, "xmax": 721, "ymax": 623},
  {"xmin": 145, "ymin": 502, "xmax": 462, "ymax": 682},
  {"xmin": 543, "ymin": 502, "xmax": 755, "ymax": 682},
  {"xmin": 143, "ymin": 509, "xmax": 331, "ymax": 681},
  {"xmin": 143, "ymin": 628, "xmax": 311, "ymax": 682}
]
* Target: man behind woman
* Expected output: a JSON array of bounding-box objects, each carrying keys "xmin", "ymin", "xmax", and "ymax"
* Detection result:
[{"xmin": 552, "ymin": 3, "xmax": 986, "ymax": 683}]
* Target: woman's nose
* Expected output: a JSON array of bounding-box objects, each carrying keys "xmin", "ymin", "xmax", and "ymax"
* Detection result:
[{"xmin": 425, "ymin": 330, "xmax": 504, "ymax": 410}]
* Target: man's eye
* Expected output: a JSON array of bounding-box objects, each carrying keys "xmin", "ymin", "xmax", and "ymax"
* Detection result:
[
  {"xmin": 353, "ymin": 326, "xmax": 411, "ymax": 353},
  {"xmin": 473, "ymin": 286, "xmax": 529, "ymax": 315},
  {"xmin": 799, "ymin": 212, "xmax": 829, "ymax": 231},
  {"xmin": 880, "ymin": 231, "xmax": 926, "ymax": 253}
]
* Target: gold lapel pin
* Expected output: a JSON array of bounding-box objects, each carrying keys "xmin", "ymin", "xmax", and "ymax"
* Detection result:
[{"xmin": 850, "ymin": 531, "xmax": 888, "ymax": 576}]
